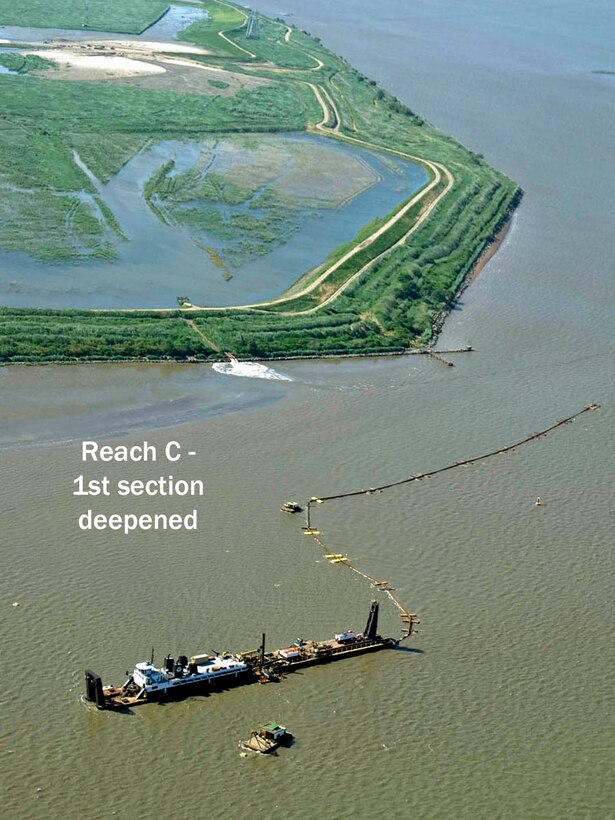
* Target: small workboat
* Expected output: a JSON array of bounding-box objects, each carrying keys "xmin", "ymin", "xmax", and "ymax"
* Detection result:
[
  {"xmin": 261, "ymin": 667, "xmax": 281, "ymax": 682},
  {"xmin": 240, "ymin": 723, "xmax": 294, "ymax": 754},
  {"xmin": 281, "ymin": 501, "xmax": 303, "ymax": 513}
]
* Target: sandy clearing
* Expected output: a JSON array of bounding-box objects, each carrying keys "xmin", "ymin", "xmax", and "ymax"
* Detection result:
[
  {"xmin": 86, "ymin": 40, "xmax": 212, "ymax": 55},
  {"xmin": 27, "ymin": 50, "xmax": 166, "ymax": 77},
  {"xmin": 111, "ymin": 59, "xmax": 270, "ymax": 96},
  {"xmin": 158, "ymin": 57, "xmax": 270, "ymax": 90}
]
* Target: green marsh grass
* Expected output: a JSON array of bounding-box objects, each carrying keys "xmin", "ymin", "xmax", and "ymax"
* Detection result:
[{"xmin": 0, "ymin": 0, "xmax": 169, "ymax": 34}]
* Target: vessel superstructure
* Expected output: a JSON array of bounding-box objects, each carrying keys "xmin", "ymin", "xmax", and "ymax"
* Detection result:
[{"xmin": 85, "ymin": 601, "xmax": 400, "ymax": 710}]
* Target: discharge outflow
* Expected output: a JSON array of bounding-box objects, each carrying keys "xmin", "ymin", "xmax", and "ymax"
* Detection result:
[{"xmin": 212, "ymin": 360, "xmax": 292, "ymax": 380}]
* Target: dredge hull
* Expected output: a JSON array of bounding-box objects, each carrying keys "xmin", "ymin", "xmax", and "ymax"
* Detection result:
[{"xmin": 86, "ymin": 601, "xmax": 401, "ymax": 711}]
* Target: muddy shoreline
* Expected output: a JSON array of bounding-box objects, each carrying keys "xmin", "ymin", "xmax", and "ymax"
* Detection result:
[{"xmin": 429, "ymin": 212, "xmax": 514, "ymax": 344}]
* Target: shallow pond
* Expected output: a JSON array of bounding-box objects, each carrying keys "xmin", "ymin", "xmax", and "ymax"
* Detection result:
[{"xmin": 0, "ymin": 132, "xmax": 427, "ymax": 309}]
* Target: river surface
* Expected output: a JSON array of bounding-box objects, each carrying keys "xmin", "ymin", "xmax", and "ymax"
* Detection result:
[{"xmin": 1, "ymin": 1, "xmax": 614, "ymax": 819}]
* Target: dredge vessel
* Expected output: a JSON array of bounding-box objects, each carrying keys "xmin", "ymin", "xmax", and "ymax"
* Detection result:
[{"xmin": 85, "ymin": 601, "xmax": 398, "ymax": 710}]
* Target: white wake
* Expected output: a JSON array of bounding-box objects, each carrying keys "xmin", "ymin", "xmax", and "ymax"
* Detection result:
[{"xmin": 212, "ymin": 357, "xmax": 292, "ymax": 381}]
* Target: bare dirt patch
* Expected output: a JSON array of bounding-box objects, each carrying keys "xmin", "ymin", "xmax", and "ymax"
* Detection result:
[
  {"xmin": 23, "ymin": 40, "xmax": 267, "ymax": 95},
  {"xmin": 104, "ymin": 60, "xmax": 270, "ymax": 96}
]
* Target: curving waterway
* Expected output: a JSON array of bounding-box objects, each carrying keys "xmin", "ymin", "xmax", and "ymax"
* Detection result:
[{"xmin": 1, "ymin": 1, "xmax": 614, "ymax": 818}]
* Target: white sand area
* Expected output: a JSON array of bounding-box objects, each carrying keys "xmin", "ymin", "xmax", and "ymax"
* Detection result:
[
  {"xmin": 92, "ymin": 40, "xmax": 211, "ymax": 55},
  {"xmin": 28, "ymin": 50, "xmax": 166, "ymax": 77}
]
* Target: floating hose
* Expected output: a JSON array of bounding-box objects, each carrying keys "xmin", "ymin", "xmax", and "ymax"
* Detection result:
[{"xmin": 301, "ymin": 404, "xmax": 600, "ymax": 638}]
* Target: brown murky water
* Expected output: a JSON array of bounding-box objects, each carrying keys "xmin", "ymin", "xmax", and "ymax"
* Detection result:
[{"xmin": 2, "ymin": 1, "xmax": 614, "ymax": 817}]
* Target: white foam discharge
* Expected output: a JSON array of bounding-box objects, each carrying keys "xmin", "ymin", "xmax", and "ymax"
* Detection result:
[{"xmin": 212, "ymin": 359, "xmax": 292, "ymax": 381}]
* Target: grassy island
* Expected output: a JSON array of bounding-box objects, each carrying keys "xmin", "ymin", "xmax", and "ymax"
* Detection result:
[{"xmin": 0, "ymin": 0, "xmax": 521, "ymax": 363}]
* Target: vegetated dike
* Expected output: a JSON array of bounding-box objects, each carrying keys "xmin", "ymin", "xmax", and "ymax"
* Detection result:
[{"xmin": 0, "ymin": 0, "xmax": 522, "ymax": 364}]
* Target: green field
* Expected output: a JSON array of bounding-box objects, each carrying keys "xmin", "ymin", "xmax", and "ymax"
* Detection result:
[
  {"xmin": 0, "ymin": 54, "xmax": 57, "ymax": 74},
  {"xmin": 180, "ymin": 0, "xmax": 249, "ymax": 57},
  {"xmin": 0, "ymin": 309, "xmax": 213, "ymax": 362},
  {"xmin": 0, "ymin": 0, "xmax": 169, "ymax": 34},
  {"xmin": 0, "ymin": 190, "xmax": 115, "ymax": 262},
  {"xmin": 0, "ymin": 1, "xmax": 522, "ymax": 362},
  {"xmin": 181, "ymin": 6, "xmax": 319, "ymax": 69}
]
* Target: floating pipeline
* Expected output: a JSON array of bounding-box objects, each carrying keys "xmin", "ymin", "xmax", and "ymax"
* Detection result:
[
  {"xmin": 306, "ymin": 528, "xmax": 419, "ymax": 639},
  {"xmin": 302, "ymin": 404, "xmax": 600, "ymax": 636},
  {"xmin": 313, "ymin": 404, "xmax": 600, "ymax": 502}
]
